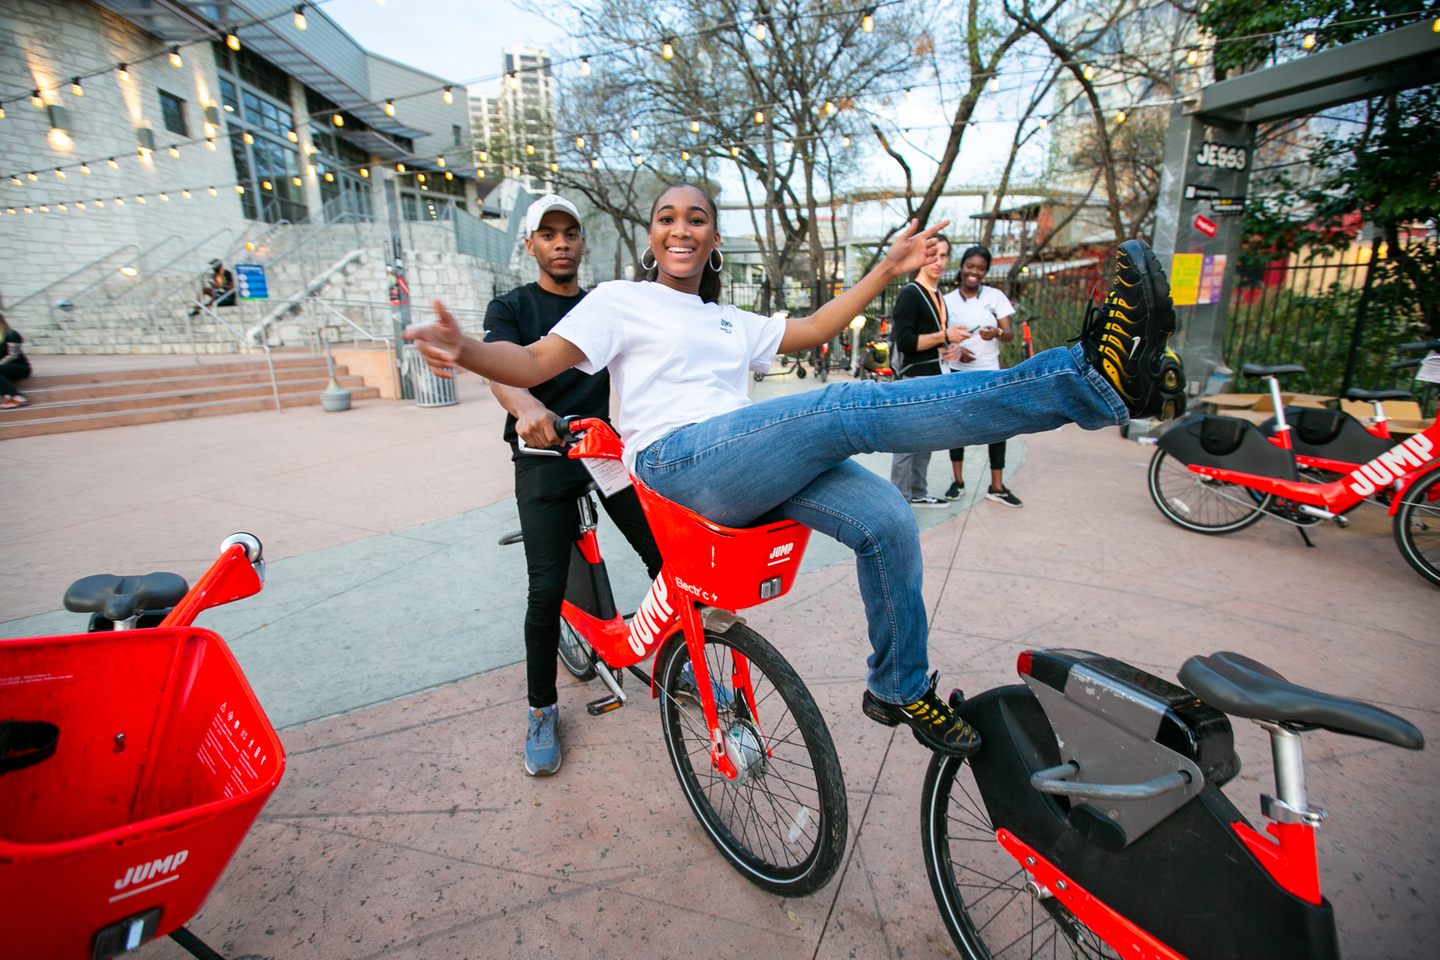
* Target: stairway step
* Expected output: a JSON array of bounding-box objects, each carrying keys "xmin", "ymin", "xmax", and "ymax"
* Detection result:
[
  {"xmin": 26, "ymin": 365, "xmax": 354, "ymax": 401},
  {"xmin": 25, "ymin": 356, "xmax": 337, "ymax": 387},
  {"xmin": 0, "ymin": 387, "xmax": 382, "ymax": 441},
  {"xmin": 2, "ymin": 376, "xmax": 369, "ymax": 421}
]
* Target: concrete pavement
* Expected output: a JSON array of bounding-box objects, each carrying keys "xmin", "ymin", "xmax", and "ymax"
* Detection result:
[{"xmin": 2, "ymin": 359, "xmax": 1436, "ymax": 958}]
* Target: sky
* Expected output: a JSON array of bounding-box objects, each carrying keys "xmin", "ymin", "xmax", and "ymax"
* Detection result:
[{"xmin": 319, "ymin": 0, "xmax": 1049, "ymax": 241}]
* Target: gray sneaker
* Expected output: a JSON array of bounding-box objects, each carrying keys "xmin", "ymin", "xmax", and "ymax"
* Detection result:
[{"xmin": 524, "ymin": 705, "xmax": 561, "ymax": 776}]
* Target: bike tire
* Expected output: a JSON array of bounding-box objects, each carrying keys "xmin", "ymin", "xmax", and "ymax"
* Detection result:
[
  {"xmin": 1394, "ymin": 466, "xmax": 1440, "ymax": 588},
  {"xmin": 656, "ymin": 623, "xmax": 847, "ymax": 897},
  {"xmin": 922, "ymin": 754, "xmax": 1122, "ymax": 959},
  {"xmin": 557, "ymin": 615, "xmax": 598, "ymax": 681},
  {"xmin": 1147, "ymin": 450, "xmax": 1271, "ymax": 534}
]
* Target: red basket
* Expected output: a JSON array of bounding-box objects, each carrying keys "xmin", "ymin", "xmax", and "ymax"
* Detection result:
[
  {"xmin": 0, "ymin": 627, "xmax": 285, "ymax": 959},
  {"xmin": 633, "ymin": 480, "xmax": 813, "ymax": 610}
]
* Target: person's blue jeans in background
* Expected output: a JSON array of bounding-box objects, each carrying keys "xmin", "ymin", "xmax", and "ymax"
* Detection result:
[{"xmin": 633, "ymin": 345, "xmax": 1128, "ymax": 706}]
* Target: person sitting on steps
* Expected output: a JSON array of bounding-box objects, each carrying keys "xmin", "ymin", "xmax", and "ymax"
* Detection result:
[{"xmin": 405, "ymin": 182, "xmax": 1185, "ymax": 759}]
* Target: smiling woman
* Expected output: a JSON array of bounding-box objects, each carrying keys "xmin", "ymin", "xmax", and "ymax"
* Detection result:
[{"xmin": 404, "ymin": 184, "xmax": 1178, "ymax": 757}]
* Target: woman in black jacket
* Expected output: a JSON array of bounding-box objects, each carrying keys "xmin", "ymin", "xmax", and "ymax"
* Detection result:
[
  {"xmin": 888, "ymin": 235, "xmax": 965, "ymax": 506},
  {"xmin": 0, "ymin": 314, "xmax": 30, "ymax": 409}
]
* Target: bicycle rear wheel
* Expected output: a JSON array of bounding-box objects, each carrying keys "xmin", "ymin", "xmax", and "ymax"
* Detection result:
[
  {"xmin": 1147, "ymin": 450, "xmax": 1270, "ymax": 533},
  {"xmin": 922, "ymin": 755, "xmax": 1121, "ymax": 959},
  {"xmin": 557, "ymin": 615, "xmax": 597, "ymax": 680},
  {"xmin": 656, "ymin": 623, "xmax": 847, "ymax": 897},
  {"xmin": 1395, "ymin": 466, "xmax": 1440, "ymax": 587}
]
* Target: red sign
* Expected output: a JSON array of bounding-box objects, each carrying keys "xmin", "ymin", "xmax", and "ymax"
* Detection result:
[{"xmin": 1193, "ymin": 214, "xmax": 1217, "ymax": 238}]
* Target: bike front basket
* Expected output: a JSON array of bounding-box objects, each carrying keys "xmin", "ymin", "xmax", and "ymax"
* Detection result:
[{"xmin": 0, "ymin": 626, "xmax": 285, "ymax": 959}]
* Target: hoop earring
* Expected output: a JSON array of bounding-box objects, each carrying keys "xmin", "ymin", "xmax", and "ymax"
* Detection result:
[
  {"xmin": 709, "ymin": 249, "xmax": 724, "ymax": 272},
  {"xmin": 641, "ymin": 247, "xmax": 657, "ymax": 272}
]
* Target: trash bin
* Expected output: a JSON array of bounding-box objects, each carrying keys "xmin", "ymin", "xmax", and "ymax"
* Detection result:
[{"xmin": 404, "ymin": 344, "xmax": 458, "ymax": 407}]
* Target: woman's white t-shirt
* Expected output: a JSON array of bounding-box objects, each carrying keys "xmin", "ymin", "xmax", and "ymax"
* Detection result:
[
  {"xmin": 550, "ymin": 280, "xmax": 788, "ymax": 473},
  {"xmin": 942, "ymin": 285, "xmax": 1015, "ymax": 373}
]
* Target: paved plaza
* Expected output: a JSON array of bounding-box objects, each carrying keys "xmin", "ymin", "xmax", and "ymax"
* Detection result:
[{"xmin": 2, "ymin": 362, "xmax": 1437, "ymax": 958}]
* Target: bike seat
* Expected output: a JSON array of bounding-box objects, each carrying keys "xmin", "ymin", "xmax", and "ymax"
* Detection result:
[
  {"xmin": 63, "ymin": 572, "xmax": 189, "ymax": 623},
  {"xmin": 1239, "ymin": 364, "xmax": 1306, "ymax": 378},
  {"xmin": 1344, "ymin": 387, "xmax": 1414, "ymax": 402},
  {"xmin": 1178, "ymin": 652, "xmax": 1423, "ymax": 749}
]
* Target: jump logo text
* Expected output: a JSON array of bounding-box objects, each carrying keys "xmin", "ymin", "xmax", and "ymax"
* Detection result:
[
  {"xmin": 628, "ymin": 574, "xmax": 676, "ymax": 655},
  {"xmin": 1345, "ymin": 433, "xmax": 1435, "ymax": 497},
  {"xmin": 114, "ymin": 850, "xmax": 188, "ymax": 891}
]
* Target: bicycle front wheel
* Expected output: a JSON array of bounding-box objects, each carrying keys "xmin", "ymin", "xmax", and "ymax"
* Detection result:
[
  {"xmin": 1395, "ymin": 466, "xmax": 1440, "ymax": 587},
  {"xmin": 656, "ymin": 624, "xmax": 847, "ymax": 897},
  {"xmin": 557, "ymin": 615, "xmax": 598, "ymax": 681},
  {"xmin": 1147, "ymin": 450, "xmax": 1270, "ymax": 533},
  {"xmin": 922, "ymin": 754, "xmax": 1122, "ymax": 959}
]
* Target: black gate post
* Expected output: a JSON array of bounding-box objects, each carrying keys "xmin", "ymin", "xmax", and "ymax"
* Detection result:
[{"xmin": 1341, "ymin": 236, "xmax": 1383, "ymax": 396}]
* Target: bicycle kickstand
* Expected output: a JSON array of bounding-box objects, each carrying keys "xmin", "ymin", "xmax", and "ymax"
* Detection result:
[
  {"xmin": 1296, "ymin": 526, "xmax": 1315, "ymax": 548},
  {"xmin": 170, "ymin": 927, "xmax": 228, "ymax": 960}
]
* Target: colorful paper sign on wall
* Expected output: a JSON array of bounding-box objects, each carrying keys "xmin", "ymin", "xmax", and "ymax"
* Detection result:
[
  {"xmin": 235, "ymin": 263, "xmax": 268, "ymax": 300},
  {"xmin": 1170, "ymin": 254, "xmax": 1227, "ymax": 306},
  {"xmin": 1193, "ymin": 214, "xmax": 1218, "ymax": 237},
  {"xmin": 1170, "ymin": 254, "xmax": 1202, "ymax": 305}
]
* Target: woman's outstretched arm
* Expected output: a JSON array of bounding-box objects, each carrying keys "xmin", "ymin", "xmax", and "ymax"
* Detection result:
[
  {"xmin": 777, "ymin": 219, "xmax": 950, "ymax": 353},
  {"xmin": 403, "ymin": 299, "xmax": 586, "ymax": 387}
]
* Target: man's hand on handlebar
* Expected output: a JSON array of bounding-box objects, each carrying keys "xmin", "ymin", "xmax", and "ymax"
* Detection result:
[
  {"xmin": 515, "ymin": 398, "xmax": 563, "ymax": 448},
  {"xmin": 402, "ymin": 300, "xmax": 465, "ymax": 378}
]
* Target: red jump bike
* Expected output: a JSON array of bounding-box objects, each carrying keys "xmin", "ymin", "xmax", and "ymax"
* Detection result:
[
  {"xmin": 1, "ymin": 534, "xmax": 283, "ymax": 960},
  {"xmin": 1146, "ymin": 362, "xmax": 1440, "ymax": 586},
  {"xmin": 506, "ymin": 416, "xmax": 848, "ymax": 897},
  {"xmin": 921, "ymin": 647, "xmax": 1424, "ymax": 959}
]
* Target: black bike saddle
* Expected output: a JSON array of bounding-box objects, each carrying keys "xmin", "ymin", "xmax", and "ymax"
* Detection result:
[
  {"xmin": 63, "ymin": 572, "xmax": 189, "ymax": 623},
  {"xmin": 1240, "ymin": 363, "xmax": 1306, "ymax": 378},
  {"xmin": 1343, "ymin": 387, "xmax": 1414, "ymax": 402},
  {"xmin": 1179, "ymin": 652, "xmax": 1423, "ymax": 749}
]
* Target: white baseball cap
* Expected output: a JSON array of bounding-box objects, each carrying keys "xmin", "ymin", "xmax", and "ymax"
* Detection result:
[{"xmin": 525, "ymin": 194, "xmax": 581, "ymax": 236}]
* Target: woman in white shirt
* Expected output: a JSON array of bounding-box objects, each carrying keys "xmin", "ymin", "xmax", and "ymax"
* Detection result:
[
  {"xmin": 940, "ymin": 246, "xmax": 1021, "ymax": 506},
  {"xmin": 406, "ymin": 183, "xmax": 1147, "ymax": 758}
]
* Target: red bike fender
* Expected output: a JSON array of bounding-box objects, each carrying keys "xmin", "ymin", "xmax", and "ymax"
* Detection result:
[
  {"xmin": 1390, "ymin": 463, "xmax": 1440, "ymax": 516},
  {"xmin": 995, "ymin": 829, "xmax": 1188, "ymax": 960}
]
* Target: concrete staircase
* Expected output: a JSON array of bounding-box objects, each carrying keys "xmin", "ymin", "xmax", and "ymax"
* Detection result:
[{"xmin": 0, "ymin": 356, "xmax": 380, "ymax": 440}]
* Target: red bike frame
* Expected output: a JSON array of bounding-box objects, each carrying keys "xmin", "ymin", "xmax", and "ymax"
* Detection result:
[
  {"xmin": 1256, "ymin": 374, "xmax": 1398, "ymax": 476},
  {"xmin": 554, "ymin": 418, "xmax": 812, "ymax": 780}
]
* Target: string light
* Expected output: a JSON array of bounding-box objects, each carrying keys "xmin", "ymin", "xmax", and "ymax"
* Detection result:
[
  {"xmin": 549, "ymin": 162, "xmax": 558, "ymax": 173},
  {"xmin": 209, "ymin": 186, "xmax": 217, "ymax": 195},
  {"xmin": 108, "ymin": 157, "xmax": 118, "ymax": 168},
  {"xmin": 385, "ymin": 99, "xmax": 395, "ymax": 116},
  {"xmin": 0, "ymin": 106, "xmax": 5, "ymax": 120},
  {"xmin": 136, "ymin": 195, "xmax": 146, "ymax": 204},
  {"xmin": 287, "ymin": 129, "xmax": 298, "ymax": 142},
  {"xmin": 1115, "ymin": 109, "xmax": 1126, "ymax": 122},
  {"xmin": 182, "ymin": 189, "xmax": 191, "ymax": 198},
  {"xmin": 31, "ymin": 91, "xmax": 43, "ymax": 108},
  {"xmin": 479, "ymin": 150, "xmax": 488, "ymax": 161},
  {"xmin": 81, "ymin": 163, "xmax": 91, "ymax": 174},
  {"xmin": 580, "ymin": 58, "xmax": 591, "ymax": 75},
  {"xmin": 576, "ymin": 136, "xmax": 585, "ymax": 148},
  {"xmin": 590, "ymin": 158, "xmax": 599, "ymax": 168},
  {"xmin": 443, "ymin": 86, "xmax": 454, "ymax": 103},
  {"xmin": 1038, "ymin": 117, "xmax": 1047, "ymax": 128},
  {"xmin": 754, "ymin": 110, "xmax": 764, "ymax": 123},
  {"xmin": 293, "ymin": 176, "xmax": 302, "ymax": 185},
  {"xmin": 207, "ymin": 139, "xmax": 216, "ymax": 150},
  {"xmin": 27, "ymin": 172, "xmax": 37, "ymax": 181},
  {"xmin": 77, "ymin": 202, "xmax": 85, "ymax": 209},
  {"xmin": 236, "ymin": 184, "xmax": 244, "ymax": 193},
  {"xmin": 58, "ymin": 203, "xmax": 67, "ymax": 211},
  {"xmin": 1303, "ymin": 33, "xmax": 1316, "ymax": 48},
  {"xmin": 71, "ymin": 78, "xmax": 83, "ymax": 96},
  {"xmin": 825, "ymin": 101, "xmax": 835, "ymax": 114},
  {"xmin": 40, "ymin": 205, "xmax": 49, "ymax": 212},
  {"xmin": 396, "ymin": 163, "xmax": 406, "ymax": 172},
  {"xmin": 662, "ymin": 41, "xmax": 674, "ymax": 59},
  {"xmin": 989, "ymin": 76, "xmax": 1000, "ymax": 92},
  {"xmin": 360, "ymin": 167, "xmax": 369, "ymax": 177},
  {"xmin": 842, "ymin": 136, "xmax": 850, "ymax": 146},
  {"xmin": 508, "ymin": 73, "xmax": 519, "ymax": 90},
  {"xmin": 446, "ymin": 170, "xmax": 454, "ymax": 179},
  {"xmin": 159, "ymin": 193, "xmax": 169, "ymax": 201},
  {"xmin": 633, "ymin": 154, "xmax": 643, "ymax": 165},
  {"xmin": 631, "ymin": 127, "xmax": 640, "ymax": 140},
  {"xmin": 731, "ymin": 145, "xmax": 740, "ymax": 156},
  {"xmin": 682, "ymin": 150, "xmax": 690, "ymax": 160},
  {"xmin": 862, "ymin": 10, "xmax": 874, "ymax": 32},
  {"xmin": 169, "ymin": 145, "xmax": 179, "ymax": 158},
  {"xmin": 55, "ymin": 168, "xmax": 65, "ymax": 178},
  {"xmin": 169, "ymin": 47, "xmax": 183, "ymax": 68},
  {"xmin": 227, "ymin": 32, "xmax": 241, "ymax": 51},
  {"xmin": 119, "ymin": 64, "xmax": 130, "ymax": 82},
  {"xmin": 243, "ymin": 132, "xmax": 253, "ymax": 144},
  {"xmin": 1187, "ymin": 49, "xmax": 1199, "ymax": 64},
  {"xmin": 293, "ymin": 5, "xmax": 307, "ymax": 30},
  {"xmin": 9, "ymin": 177, "xmax": 19, "ymax": 185},
  {"xmin": 904, "ymin": 88, "xmax": 912, "ymax": 101},
  {"xmin": 526, "ymin": 144, "xmax": 535, "ymax": 154},
  {"xmin": 138, "ymin": 147, "xmax": 151, "ymax": 162},
  {"xmin": 324, "ymin": 172, "xmax": 334, "ymax": 181},
  {"xmin": 755, "ymin": 24, "xmax": 766, "ymax": 40},
  {"xmin": 691, "ymin": 120, "xmax": 700, "ymax": 132},
  {"xmin": 511, "ymin": 165, "xmax": 520, "ymax": 175},
  {"xmin": 1082, "ymin": 64, "xmax": 1095, "ymax": 79},
  {"xmin": 307, "ymin": 163, "xmax": 316, "ymax": 175},
  {"xmin": 24, "ymin": 207, "xmax": 33, "ymax": 213},
  {"xmin": 333, "ymin": 113, "xmax": 343, "ymax": 126},
  {"xmin": 262, "ymin": 180, "xmax": 272, "ymax": 190}
]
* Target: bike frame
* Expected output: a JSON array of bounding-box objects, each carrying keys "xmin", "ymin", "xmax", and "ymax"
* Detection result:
[
  {"xmin": 555, "ymin": 418, "xmax": 812, "ymax": 780},
  {"xmin": 1258, "ymin": 374, "xmax": 1397, "ymax": 476},
  {"xmin": 1191, "ymin": 382, "xmax": 1440, "ymax": 519}
]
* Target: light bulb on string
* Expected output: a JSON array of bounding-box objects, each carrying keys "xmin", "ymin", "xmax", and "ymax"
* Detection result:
[
  {"xmin": 360, "ymin": 167, "xmax": 369, "ymax": 177},
  {"xmin": 478, "ymin": 151, "xmax": 488, "ymax": 162},
  {"xmin": 81, "ymin": 163, "xmax": 91, "ymax": 174},
  {"xmin": 511, "ymin": 165, "xmax": 520, "ymax": 176},
  {"xmin": 206, "ymin": 138, "xmax": 216, "ymax": 150},
  {"xmin": 333, "ymin": 114, "xmax": 343, "ymax": 126},
  {"xmin": 385, "ymin": 100, "xmax": 395, "ymax": 116},
  {"xmin": 904, "ymin": 88, "xmax": 912, "ymax": 102},
  {"xmin": 862, "ymin": 12, "xmax": 874, "ymax": 32},
  {"xmin": 227, "ymin": 32, "xmax": 241, "ymax": 51},
  {"xmin": 730, "ymin": 145, "xmax": 739, "ymax": 157},
  {"xmin": 9, "ymin": 177, "xmax": 19, "ymax": 185},
  {"xmin": 508, "ymin": 73, "xmax": 519, "ymax": 90},
  {"xmin": 1115, "ymin": 110, "xmax": 1126, "ymax": 123},
  {"xmin": 182, "ymin": 189, "xmax": 191, "ymax": 198},
  {"xmin": 825, "ymin": 101, "xmax": 835, "ymax": 114},
  {"xmin": 662, "ymin": 41, "xmax": 674, "ymax": 59},
  {"xmin": 118, "ymin": 64, "xmax": 130, "ymax": 83},
  {"xmin": 691, "ymin": 120, "xmax": 700, "ymax": 133},
  {"xmin": 0, "ymin": 106, "xmax": 5, "ymax": 120},
  {"xmin": 842, "ymin": 135, "xmax": 850, "ymax": 146},
  {"xmin": 633, "ymin": 154, "xmax": 643, "ymax": 165},
  {"xmin": 77, "ymin": 202, "xmax": 85, "ymax": 210},
  {"xmin": 31, "ymin": 91, "xmax": 43, "ymax": 108},
  {"xmin": 293, "ymin": 5, "xmax": 307, "ymax": 30},
  {"xmin": 437, "ymin": 156, "xmax": 446, "ymax": 166},
  {"xmin": 287, "ymin": 129, "xmax": 297, "ymax": 142},
  {"xmin": 576, "ymin": 136, "xmax": 585, "ymax": 148},
  {"xmin": 1082, "ymin": 64, "xmax": 1094, "ymax": 80},
  {"xmin": 170, "ymin": 47, "xmax": 183, "ymax": 68},
  {"xmin": 27, "ymin": 172, "xmax": 38, "ymax": 181},
  {"xmin": 159, "ymin": 193, "xmax": 168, "ymax": 201},
  {"xmin": 754, "ymin": 110, "xmax": 764, "ymax": 123},
  {"xmin": 580, "ymin": 58, "xmax": 591, "ymax": 76},
  {"xmin": 243, "ymin": 132, "xmax": 253, "ymax": 144},
  {"xmin": 396, "ymin": 163, "xmax": 405, "ymax": 172},
  {"xmin": 754, "ymin": 24, "xmax": 765, "ymax": 40},
  {"xmin": 71, "ymin": 78, "xmax": 83, "ymax": 96},
  {"xmin": 136, "ymin": 196, "xmax": 145, "ymax": 204},
  {"xmin": 58, "ymin": 203, "xmax": 67, "ymax": 211},
  {"xmin": 443, "ymin": 86, "xmax": 453, "ymax": 104},
  {"xmin": 1303, "ymin": 33, "xmax": 1316, "ymax": 49},
  {"xmin": 139, "ymin": 147, "xmax": 151, "ymax": 162},
  {"xmin": 55, "ymin": 168, "xmax": 65, "ymax": 178},
  {"xmin": 590, "ymin": 158, "xmax": 599, "ymax": 168},
  {"xmin": 989, "ymin": 76, "xmax": 999, "ymax": 92},
  {"xmin": 169, "ymin": 145, "xmax": 179, "ymax": 158},
  {"xmin": 325, "ymin": 172, "xmax": 334, "ymax": 181},
  {"xmin": 1038, "ymin": 117, "xmax": 1048, "ymax": 129},
  {"xmin": 526, "ymin": 144, "xmax": 535, "ymax": 155},
  {"xmin": 549, "ymin": 163, "xmax": 557, "ymax": 173},
  {"xmin": 682, "ymin": 151, "xmax": 690, "ymax": 161},
  {"xmin": 631, "ymin": 127, "xmax": 640, "ymax": 140},
  {"xmin": 1187, "ymin": 49, "xmax": 1199, "ymax": 64},
  {"xmin": 293, "ymin": 176, "xmax": 302, "ymax": 186},
  {"xmin": 209, "ymin": 186, "xmax": 217, "ymax": 195},
  {"xmin": 446, "ymin": 170, "xmax": 454, "ymax": 179},
  {"xmin": 39, "ymin": 205, "xmax": 49, "ymax": 212},
  {"xmin": 108, "ymin": 157, "xmax": 118, "ymax": 168}
]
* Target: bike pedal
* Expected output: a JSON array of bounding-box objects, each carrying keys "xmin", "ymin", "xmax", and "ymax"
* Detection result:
[
  {"xmin": 1334, "ymin": 515, "xmax": 1350, "ymax": 528},
  {"xmin": 587, "ymin": 695, "xmax": 624, "ymax": 716}
]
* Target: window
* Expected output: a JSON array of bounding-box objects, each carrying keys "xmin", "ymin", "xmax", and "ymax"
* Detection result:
[
  {"xmin": 453, "ymin": 124, "xmax": 463, "ymax": 146},
  {"xmin": 159, "ymin": 91, "xmax": 187, "ymax": 136}
]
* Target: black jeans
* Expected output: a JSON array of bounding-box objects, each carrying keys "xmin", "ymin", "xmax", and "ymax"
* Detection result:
[
  {"xmin": 0, "ymin": 361, "xmax": 29, "ymax": 397},
  {"xmin": 950, "ymin": 440, "xmax": 1007, "ymax": 470},
  {"xmin": 514, "ymin": 455, "xmax": 664, "ymax": 708}
]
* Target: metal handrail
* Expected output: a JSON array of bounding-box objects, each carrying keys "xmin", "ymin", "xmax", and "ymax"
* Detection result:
[
  {"xmin": 64, "ymin": 235, "xmax": 182, "ymax": 306},
  {"xmin": 4, "ymin": 244, "xmax": 140, "ymax": 312},
  {"xmin": 112, "ymin": 228, "xmax": 235, "ymax": 308},
  {"xmin": 307, "ymin": 296, "xmax": 388, "ymax": 344},
  {"xmin": 147, "ymin": 221, "xmax": 291, "ymax": 312},
  {"xmin": 186, "ymin": 299, "xmax": 283, "ymax": 413}
]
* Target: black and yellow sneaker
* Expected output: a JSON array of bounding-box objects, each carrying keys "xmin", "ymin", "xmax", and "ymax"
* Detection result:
[
  {"xmin": 1078, "ymin": 239, "xmax": 1186, "ymax": 421},
  {"xmin": 862, "ymin": 673, "xmax": 982, "ymax": 757}
]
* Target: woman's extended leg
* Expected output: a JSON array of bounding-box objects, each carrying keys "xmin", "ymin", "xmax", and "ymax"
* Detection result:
[{"xmin": 636, "ymin": 344, "xmax": 1123, "ymax": 527}]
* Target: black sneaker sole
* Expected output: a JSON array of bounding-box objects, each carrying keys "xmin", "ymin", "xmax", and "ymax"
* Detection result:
[{"xmin": 1097, "ymin": 240, "xmax": 1187, "ymax": 422}]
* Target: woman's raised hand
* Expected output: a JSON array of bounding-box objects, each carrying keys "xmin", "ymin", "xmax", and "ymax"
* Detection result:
[
  {"xmin": 883, "ymin": 219, "xmax": 952, "ymax": 277},
  {"xmin": 403, "ymin": 299, "xmax": 464, "ymax": 378}
]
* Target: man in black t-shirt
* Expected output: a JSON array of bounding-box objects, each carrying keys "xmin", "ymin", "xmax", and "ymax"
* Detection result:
[{"xmin": 483, "ymin": 195, "xmax": 663, "ymax": 777}]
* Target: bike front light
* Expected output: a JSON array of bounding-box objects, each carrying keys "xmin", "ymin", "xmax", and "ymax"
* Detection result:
[{"xmin": 759, "ymin": 576, "xmax": 783, "ymax": 600}]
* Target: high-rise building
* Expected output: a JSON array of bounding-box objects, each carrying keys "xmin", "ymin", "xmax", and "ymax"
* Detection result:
[{"xmin": 497, "ymin": 46, "xmax": 556, "ymax": 193}]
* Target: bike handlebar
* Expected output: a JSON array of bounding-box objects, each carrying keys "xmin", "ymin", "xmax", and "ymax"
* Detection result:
[{"xmin": 1399, "ymin": 339, "xmax": 1440, "ymax": 354}]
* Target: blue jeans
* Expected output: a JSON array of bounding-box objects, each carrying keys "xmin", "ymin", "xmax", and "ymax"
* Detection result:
[{"xmin": 632, "ymin": 345, "xmax": 1127, "ymax": 705}]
